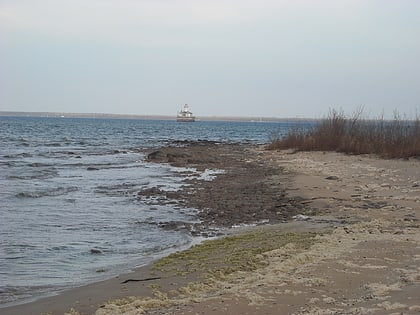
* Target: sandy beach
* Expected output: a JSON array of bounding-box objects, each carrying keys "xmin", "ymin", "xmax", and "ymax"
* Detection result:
[{"xmin": 2, "ymin": 143, "xmax": 419, "ymax": 315}]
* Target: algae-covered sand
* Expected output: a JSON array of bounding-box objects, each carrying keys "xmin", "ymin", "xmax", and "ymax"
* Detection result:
[{"xmin": 94, "ymin": 229, "xmax": 324, "ymax": 315}]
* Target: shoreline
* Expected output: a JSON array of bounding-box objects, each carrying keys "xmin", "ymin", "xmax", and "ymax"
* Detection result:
[
  {"xmin": 2, "ymin": 142, "xmax": 297, "ymax": 314},
  {"xmin": 0, "ymin": 221, "xmax": 332, "ymax": 315},
  {"xmin": 2, "ymin": 143, "xmax": 419, "ymax": 314},
  {"xmin": 0, "ymin": 233, "xmax": 206, "ymax": 312}
]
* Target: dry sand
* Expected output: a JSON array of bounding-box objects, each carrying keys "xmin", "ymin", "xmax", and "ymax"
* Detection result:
[{"xmin": 2, "ymin": 147, "xmax": 419, "ymax": 315}]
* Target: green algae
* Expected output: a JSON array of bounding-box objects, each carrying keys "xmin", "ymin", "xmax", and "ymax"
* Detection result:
[
  {"xmin": 153, "ymin": 228, "xmax": 322, "ymax": 279},
  {"xmin": 85, "ymin": 229, "xmax": 327, "ymax": 314}
]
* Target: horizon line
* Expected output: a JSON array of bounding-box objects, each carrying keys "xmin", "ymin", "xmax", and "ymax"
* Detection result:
[{"xmin": 0, "ymin": 111, "xmax": 317, "ymax": 122}]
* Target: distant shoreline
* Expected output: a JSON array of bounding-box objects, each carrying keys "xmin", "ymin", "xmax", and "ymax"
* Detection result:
[{"xmin": 0, "ymin": 111, "xmax": 317, "ymax": 123}]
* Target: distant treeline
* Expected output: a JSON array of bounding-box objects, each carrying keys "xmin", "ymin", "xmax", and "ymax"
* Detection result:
[{"xmin": 268, "ymin": 108, "xmax": 420, "ymax": 159}]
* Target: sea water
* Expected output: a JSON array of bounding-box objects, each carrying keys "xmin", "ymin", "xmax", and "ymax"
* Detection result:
[{"xmin": 0, "ymin": 116, "xmax": 299, "ymax": 307}]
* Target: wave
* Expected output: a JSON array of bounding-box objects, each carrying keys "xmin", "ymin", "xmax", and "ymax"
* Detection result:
[
  {"xmin": 7, "ymin": 168, "xmax": 58, "ymax": 180},
  {"xmin": 0, "ymin": 284, "xmax": 60, "ymax": 306},
  {"xmin": 48, "ymin": 245, "xmax": 72, "ymax": 251},
  {"xmin": 95, "ymin": 181, "xmax": 149, "ymax": 197},
  {"xmin": 15, "ymin": 186, "xmax": 79, "ymax": 199},
  {"xmin": 17, "ymin": 138, "xmax": 31, "ymax": 147},
  {"xmin": 28, "ymin": 162, "xmax": 52, "ymax": 167},
  {"xmin": 45, "ymin": 143, "xmax": 63, "ymax": 147},
  {"xmin": 3, "ymin": 152, "xmax": 33, "ymax": 159}
]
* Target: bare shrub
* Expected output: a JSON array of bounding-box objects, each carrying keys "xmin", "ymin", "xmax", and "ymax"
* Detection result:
[{"xmin": 268, "ymin": 109, "xmax": 420, "ymax": 159}]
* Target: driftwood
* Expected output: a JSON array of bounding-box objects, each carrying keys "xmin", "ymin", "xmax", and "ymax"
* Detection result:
[{"xmin": 121, "ymin": 277, "xmax": 161, "ymax": 284}]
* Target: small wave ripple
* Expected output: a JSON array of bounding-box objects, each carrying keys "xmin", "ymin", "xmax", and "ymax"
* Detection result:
[{"xmin": 15, "ymin": 186, "xmax": 79, "ymax": 198}]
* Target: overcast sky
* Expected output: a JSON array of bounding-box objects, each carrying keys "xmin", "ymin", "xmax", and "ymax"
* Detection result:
[{"xmin": 1, "ymin": 0, "xmax": 419, "ymax": 118}]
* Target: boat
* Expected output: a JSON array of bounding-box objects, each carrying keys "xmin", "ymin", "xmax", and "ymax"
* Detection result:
[{"xmin": 176, "ymin": 104, "xmax": 196, "ymax": 122}]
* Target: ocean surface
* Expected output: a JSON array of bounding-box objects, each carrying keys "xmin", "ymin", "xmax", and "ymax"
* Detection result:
[{"xmin": 0, "ymin": 116, "xmax": 300, "ymax": 307}]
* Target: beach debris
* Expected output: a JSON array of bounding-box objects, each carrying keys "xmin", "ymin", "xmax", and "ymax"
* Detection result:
[
  {"xmin": 361, "ymin": 201, "xmax": 389, "ymax": 209},
  {"xmin": 325, "ymin": 175, "xmax": 339, "ymax": 180},
  {"xmin": 121, "ymin": 277, "xmax": 161, "ymax": 284},
  {"xmin": 292, "ymin": 214, "xmax": 310, "ymax": 221},
  {"xmin": 90, "ymin": 248, "xmax": 103, "ymax": 254}
]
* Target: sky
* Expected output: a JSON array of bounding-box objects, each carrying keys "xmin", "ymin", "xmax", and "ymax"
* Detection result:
[{"xmin": 1, "ymin": 0, "xmax": 419, "ymax": 118}]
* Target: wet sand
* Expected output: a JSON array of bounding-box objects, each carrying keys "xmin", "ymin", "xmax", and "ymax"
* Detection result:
[{"xmin": 2, "ymin": 143, "xmax": 419, "ymax": 315}]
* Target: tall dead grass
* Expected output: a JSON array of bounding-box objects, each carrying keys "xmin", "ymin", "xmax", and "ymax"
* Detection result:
[{"xmin": 268, "ymin": 109, "xmax": 420, "ymax": 159}]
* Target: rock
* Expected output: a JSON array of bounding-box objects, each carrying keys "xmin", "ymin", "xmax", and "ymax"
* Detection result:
[
  {"xmin": 292, "ymin": 214, "xmax": 310, "ymax": 221},
  {"xmin": 147, "ymin": 151, "xmax": 166, "ymax": 160},
  {"xmin": 325, "ymin": 175, "xmax": 339, "ymax": 180},
  {"xmin": 90, "ymin": 249, "xmax": 102, "ymax": 254},
  {"xmin": 167, "ymin": 153, "xmax": 191, "ymax": 159}
]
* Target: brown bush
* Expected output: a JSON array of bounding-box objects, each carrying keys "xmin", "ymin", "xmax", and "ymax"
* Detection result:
[{"xmin": 268, "ymin": 109, "xmax": 420, "ymax": 159}]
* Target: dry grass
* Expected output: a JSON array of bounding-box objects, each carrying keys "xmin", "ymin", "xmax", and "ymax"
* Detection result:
[{"xmin": 268, "ymin": 109, "xmax": 420, "ymax": 159}]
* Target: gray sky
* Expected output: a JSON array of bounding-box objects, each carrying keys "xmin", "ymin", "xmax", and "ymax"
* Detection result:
[{"xmin": 1, "ymin": 0, "xmax": 419, "ymax": 118}]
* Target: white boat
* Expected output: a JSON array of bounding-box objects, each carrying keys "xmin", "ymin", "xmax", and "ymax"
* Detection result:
[{"xmin": 176, "ymin": 104, "xmax": 195, "ymax": 122}]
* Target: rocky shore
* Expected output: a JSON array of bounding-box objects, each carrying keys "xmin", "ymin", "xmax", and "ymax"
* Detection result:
[{"xmin": 143, "ymin": 142, "xmax": 309, "ymax": 236}]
